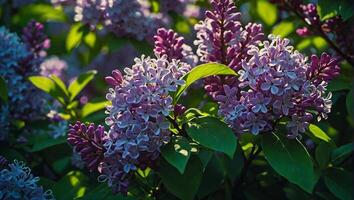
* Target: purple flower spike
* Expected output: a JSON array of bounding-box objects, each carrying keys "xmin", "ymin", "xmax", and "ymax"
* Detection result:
[
  {"xmin": 67, "ymin": 122, "xmax": 107, "ymax": 172},
  {"xmin": 154, "ymin": 28, "xmax": 197, "ymax": 66},
  {"xmin": 308, "ymin": 52, "xmax": 340, "ymax": 84},
  {"xmin": 22, "ymin": 20, "xmax": 50, "ymax": 58}
]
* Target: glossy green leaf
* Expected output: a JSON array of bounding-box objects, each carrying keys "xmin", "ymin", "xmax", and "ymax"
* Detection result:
[
  {"xmin": 327, "ymin": 79, "xmax": 351, "ymax": 92},
  {"xmin": 261, "ymin": 132, "xmax": 318, "ymax": 193},
  {"xmin": 50, "ymin": 75, "xmax": 69, "ymax": 97},
  {"xmin": 81, "ymin": 100, "xmax": 109, "ymax": 118},
  {"xmin": 161, "ymin": 136, "xmax": 192, "ymax": 174},
  {"xmin": 272, "ymin": 21, "xmax": 295, "ymax": 37},
  {"xmin": 160, "ymin": 156, "xmax": 203, "ymax": 200},
  {"xmin": 29, "ymin": 76, "xmax": 66, "ymax": 104},
  {"xmin": 315, "ymin": 142, "xmax": 334, "ymax": 169},
  {"xmin": 308, "ymin": 124, "xmax": 331, "ymax": 142},
  {"xmin": 257, "ymin": 0, "xmax": 277, "ymax": 26},
  {"xmin": 0, "ymin": 77, "xmax": 8, "ymax": 103},
  {"xmin": 197, "ymin": 148, "xmax": 214, "ymax": 170},
  {"xmin": 324, "ymin": 168, "xmax": 353, "ymax": 200},
  {"xmin": 331, "ymin": 143, "xmax": 353, "ymax": 165},
  {"xmin": 52, "ymin": 171, "xmax": 89, "ymax": 200},
  {"xmin": 186, "ymin": 116, "xmax": 237, "ymax": 158},
  {"xmin": 68, "ymin": 70, "xmax": 97, "ymax": 102},
  {"xmin": 28, "ymin": 134, "xmax": 66, "ymax": 152},
  {"xmin": 174, "ymin": 63, "xmax": 237, "ymax": 103},
  {"xmin": 66, "ymin": 23, "xmax": 84, "ymax": 52}
]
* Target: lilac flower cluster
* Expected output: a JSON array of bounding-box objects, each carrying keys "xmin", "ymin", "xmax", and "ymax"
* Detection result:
[
  {"xmin": 40, "ymin": 56, "xmax": 68, "ymax": 80},
  {"xmin": 0, "ymin": 22, "xmax": 50, "ymax": 140},
  {"xmin": 194, "ymin": 0, "xmax": 264, "ymax": 98},
  {"xmin": 215, "ymin": 35, "xmax": 339, "ymax": 137},
  {"xmin": 0, "ymin": 160, "xmax": 55, "ymax": 200},
  {"xmin": 159, "ymin": 0, "xmax": 195, "ymax": 14},
  {"xmin": 55, "ymin": 0, "xmax": 167, "ymax": 41},
  {"xmin": 68, "ymin": 54, "xmax": 190, "ymax": 193},
  {"xmin": 154, "ymin": 28, "xmax": 198, "ymax": 66}
]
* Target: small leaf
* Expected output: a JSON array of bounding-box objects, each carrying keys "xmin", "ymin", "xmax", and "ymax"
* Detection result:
[
  {"xmin": 324, "ymin": 168, "xmax": 353, "ymax": 200},
  {"xmin": 66, "ymin": 23, "xmax": 84, "ymax": 52},
  {"xmin": 81, "ymin": 100, "xmax": 109, "ymax": 118},
  {"xmin": 0, "ymin": 77, "xmax": 8, "ymax": 103},
  {"xmin": 308, "ymin": 124, "xmax": 331, "ymax": 142},
  {"xmin": 186, "ymin": 116, "xmax": 237, "ymax": 158},
  {"xmin": 161, "ymin": 136, "xmax": 192, "ymax": 174},
  {"xmin": 331, "ymin": 143, "xmax": 353, "ymax": 165},
  {"xmin": 13, "ymin": 4, "xmax": 67, "ymax": 25},
  {"xmin": 68, "ymin": 70, "xmax": 97, "ymax": 102},
  {"xmin": 257, "ymin": 0, "xmax": 277, "ymax": 26},
  {"xmin": 261, "ymin": 132, "xmax": 318, "ymax": 193},
  {"xmin": 272, "ymin": 21, "xmax": 295, "ymax": 37},
  {"xmin": 174, "ymin": 63, "xmax": 237, "ymax": 104},
  {"xmin": 160, "ymin": 156, "xmax": 203, "ymax": 200}
]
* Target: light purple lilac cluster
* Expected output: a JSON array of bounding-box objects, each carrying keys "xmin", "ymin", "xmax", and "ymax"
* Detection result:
[
  {"xmin": 159, "ymin": 0, "xmax": 195, "ymax": 14},
  {"xmin": 193, "ymin": 0, "xmax": 339, "ymax": 137},
  {"xmin": 194, "ymin": 0, "xmax": 264, "ymax": 99},
  {"xmin": 67, "ymin": 54, "xmax": 190, "ymax": 193},
  {"xmin": 0, "ymin": 160, "xmax": 55, "ymax": 200},
  {"xmin": 0, "ymin": 21, "xmax": 51, "ymax": 141},
  {"xmin": 40, "ymin": 56, "xmax": 68, "ymax": 80},
  {"xmin": 55, "ymin": 0, "xmax": 167, "ymax": 41}
]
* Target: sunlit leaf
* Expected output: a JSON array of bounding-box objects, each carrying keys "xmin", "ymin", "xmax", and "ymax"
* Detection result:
[
  {"xmin": 257, "ymin": 0, "xmax": 277, "ymax": 26},
  {"xmin": 68, "ymin": 70, "xmax": 97, "ymax": 102},
  {"xmin": 308, "ymin": 124, "xmax": 331, "ymax": 142},
  {"xmin": 272, "ymin": 21, "xmax": 295, "ymax": 37},
  {"xmin": 66, "ymin": 23, "xmax": 84, "ymax": 52}
]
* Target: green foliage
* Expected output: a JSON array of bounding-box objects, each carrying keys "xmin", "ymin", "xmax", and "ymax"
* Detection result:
[
  {"xmin": 159, "ymin": 156, "xmax": 203, "ymax": 200},
  {"xmin": 272, "ymin": 21, "xmax": 295, "ymax": 38},
  {"xmin": 68, "ymin": 70, "xmax": 97, "ymax": 102},
  {"xmin": 261, "ymin": 132, "xmax": 318, "ymax": 193},
  {"xmin": 0, "ymin": 76, "xmax": 8, "ymax": 103},
  {"xmin": 186, "ymin": 116, "xmax": 237, "ymax": 158},
  {"xmin": 173, "ymin": 63, "xmax": 237, "ymax": 103},
  {"xmin": 161, "ymin": 136, "xmax": 192, "ymax": 174},
  {"xmin": 324, "ymin": 168, "xmax": 353, "ymax": 200},
  {"xmin": 256, "ymin": 0, "xmax": 277, "ymax": 26},
  {"xmin": 331, "ymin": 143, "xmax": 353, "ymax": 165},
  {"xmin": 29, "ymin": 76, "xmax": 66, "ymax": 105},
  {"xmin": 66, "ymin": 23, "xmax": 84, "ymax": 52},
  {"xmin": 308, "ymin": 124, "xmax": 331, "ymax": 142},
  {"xmin": 81, "ymin": 100, "xmax": 110, "ymax": 118}
]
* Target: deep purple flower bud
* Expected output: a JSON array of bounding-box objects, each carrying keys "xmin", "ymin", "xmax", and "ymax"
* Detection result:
[
  {"xmin": 105, "ymin": 69, "xmax": 123, "ymax": 87},
  {"xmin": 67, "ymin": 122, "xmax": 107, "ymax": 172},
  {"xmin": 174, "ymin": 104, "xmax": 187, "ymax": 117},
  {"xmin": 22, "ymin": 20, "xmax": 50, "ymax": 58},
  {"xmin": 300, "ymin": 3, "xmax": 320, "ymax": 26},
  {"xmin": 296, "ymin": 27, "xmax": 311, "ymax": 37},
  {"xmin": 307, "ymin": 52, "xmax": 340, "ymax": 84}
]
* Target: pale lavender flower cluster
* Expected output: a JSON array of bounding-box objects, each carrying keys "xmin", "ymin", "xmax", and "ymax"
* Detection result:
[
  {"xmin": 0, "ymin": 160, "xmax": 55, "ymax": 200},
  {"xmin": 64, "ymin": 0, "xmax": 167, "ymax": 41},
  {"xmin": 99, "ymin": 54, "xmax": 190, "ymax": 193},
  {"xmin": 194, "ymin": 0, "xmax": 264, "ymax": 98},
  {"xmin": 40, "ymin": 56, "xmax": 68, "ymax": 80},
  {"xmin": 215, "ymin": 35, "xmax": 339, "ymax": 138}
]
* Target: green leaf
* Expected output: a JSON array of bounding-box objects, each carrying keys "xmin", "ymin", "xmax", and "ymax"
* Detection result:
[
  {"xmin": 81, "ymin": 100, "xmax": 109, "ymax": 118},
  {"xmin": 13, "ymin": 4, "xmax": 67, "ymax": 25},
  {"xmin": 78, "ymin": 184, "xmax": 134, "ymax": 200},
  {"xmin": 28, "ymin": 134, "xmax": 66, "ymax": 152},
  {"xmin": 161, "ymin": 136, "xmax": 192, "ymax": 174},
  {"xmin": 261, "ymin": 132, "xmax": 318, "ymax": 193},
  {"xmin": 324, "ymin": 168, "xmax": 353, "ymax": 200},
  {"xmin": 308, "ymin": 124, "xmax": 331, "ymax": 142},
  {"xmin": 50, "ymin": 75, "xmax": 69, "ymax": 97},
  {"xmin": 160, "ymin": 156, "xmax": 203, "ymax": 200},
  {"xmin": 186, "ymin": 116, "xmax": 237, "ymax": 158},
  {"xmin": 257, "ymin": 0, "xmax": 277, "ymax": 26},
  {"xmin": 52, "ymin": 171, "xmax": 89, "ymax": 200},
  {"xmin": 331, "ymin": 143, "xmax": 353, "ymax": 165},
  {"xmin": 0, "ymin": 76, "xmax": 8, "ymax": 103},
  {"xmin": 315, "ymin": 142, "xmax": 335, "ymax": 169},
  {"xmin": 272, "ymin": 21, "xmax": 295, "ymax": 37},
  {"xmin": 28, "ymin": 76, "xmax": 66, "ymax": 104},
  {"xmin": 66, "ymin": 23, "xmax": 84, "ymax": 52},
  {"xmin": 68, "ymin": 70, "xmax": 97, "ymax": 102},
  {"xmin": 174, "ymin": 63, "xmax": 237, "ymax": 104},
  {"xmin": 197, "ymin": 148, "xmax": 213, "ymax": 170},
  {"xmin": 327, "ymin": 79, "xmax": 351, "ymax": 92}
]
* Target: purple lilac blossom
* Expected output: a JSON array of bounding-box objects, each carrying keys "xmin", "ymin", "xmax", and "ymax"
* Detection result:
[
  {"xmin": 296, "ymin": 27, "xmax": 311, "ymax": 37},
  {"xmin": 159, "ymin": 0, "xmax": 195, "ymax": 14},
  {"xmin": 40, "ymin": 56, "xmax": 68, "ymax": 80},
  {"xmin": 194, "ymin": 0, "xmax": 264, "ymax": 99},
  {"xmin": 300, "ymin": 3, "xmax": 320, "ymax": 26},
  {"xmin": 215, "ymin": 34, "xmax": 339, "ymax": 137},
  {"xmin": 100, "ymin": 54, "xmax": 190, "ymax": 193},
  {"xmin": 74, "ymin": 0, "xmax": 108, "ymax": 30},
  {"xmin": 154, "ymin": 28, "xmax": 198, "ymax": 66},
  {"xmin": 0, "ymin": 160, "xmax": 55, "ymax": 200}
]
